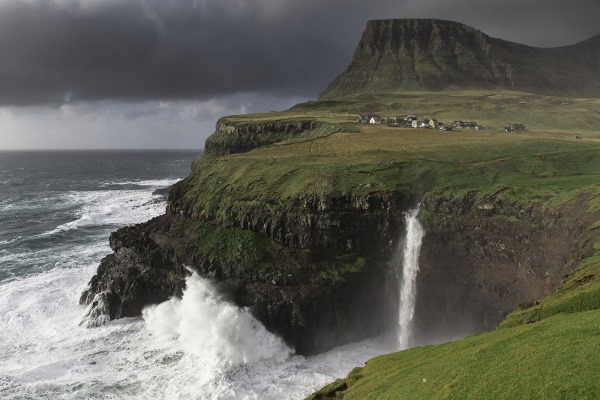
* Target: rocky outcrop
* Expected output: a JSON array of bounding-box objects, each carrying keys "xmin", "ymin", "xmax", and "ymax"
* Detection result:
[
  {"xmin": 204, "ymin": 119, "xmax": 322, "ymax": 156},
  {"xmin": 80, "ymin": 184, "xmax": 588, "ymax": 354},
  {"xmin": 167, "ymin": 187, "xmax": 413, "ymax": 254},
  {"xmin": 80, "ymin": 191, "xmax": 416, "ymax": 355},
  {"xmin": 320, "ymin": 19, "xmax": 600, "ymax": 99},
  {"xmin": 79, "ymin": 219, "xmax": 188, "ymax": 322}
]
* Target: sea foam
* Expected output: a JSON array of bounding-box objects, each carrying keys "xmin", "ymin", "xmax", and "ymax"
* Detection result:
[
  {"xmin": 43, "ymin": 179, "xmax": 179, "ymax": 235},
  {"xmin": 0, "ymin": 253, "xmax": 392, "ymax": 400},
  {"xmin": 144, "ymin": 274, "xmax": 292, "ymax": 368}
]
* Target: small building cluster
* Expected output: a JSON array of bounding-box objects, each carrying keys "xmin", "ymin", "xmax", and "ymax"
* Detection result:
[
  {"xmin": 357, "ymin": 114, "xmax": 477, "ymax": 131},
  {"xmin": 356, "ymin": 114, "xmax": 525, "ymax": 133},
  {"xmin": 356, "ymin": 115, "xmax": 381, "ymax": 124},
  {"xmin": 411, "ymin": 118, "xmax": 445, "ymax": 130},
  {"xmin": 357, "ymin": 114, "xmax": 418, "ymax": 125},
  {"xmin": 504, "ymin": 123, "xmax": 526, "ymax": 132},
  {"xmin": 452, "ymin": 121, "xmax": 478, "ymax": 129}
]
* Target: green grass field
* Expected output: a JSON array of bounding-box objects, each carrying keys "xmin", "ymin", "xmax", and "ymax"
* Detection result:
[
  {"xmin": 184, "ymin": 120, "xmax": 600, "ymax": 219},
  {"xmin": 291, "ymin": 89, "xmax": 600, "ymax": 133},
  {"xmin": 308, "ymin": 309, "xmax": 600, "ymax": 400}
]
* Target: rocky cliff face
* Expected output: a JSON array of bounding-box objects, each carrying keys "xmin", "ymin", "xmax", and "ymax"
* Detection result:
[
  {"xmin": 204, "ymin": 119, "xmax": 322, "ymax": 156},
  {"xmin": 320, "ymin": 19, "xmax": 600, "ymax": 99},
  {"xmin": 411, "ymin": 193, "xmax": 589, "ymax": 345},
  {"xmin": 80, "ymin": 182, "xmax": 588, "ymax": 353},
  {"xmin": 81, "ymin": 189, "xmax": 415, "ymax": 355}
]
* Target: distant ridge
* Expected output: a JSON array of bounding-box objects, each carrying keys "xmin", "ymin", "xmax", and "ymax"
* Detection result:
[{"xmin": 319, "ymin": 19, "xmax": 600, "ymax": 99}]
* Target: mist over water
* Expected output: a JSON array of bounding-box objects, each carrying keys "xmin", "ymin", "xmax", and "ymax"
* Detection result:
[{"xmin": 397, "ymin": 207, "xmax": 425, "ymax": 350}]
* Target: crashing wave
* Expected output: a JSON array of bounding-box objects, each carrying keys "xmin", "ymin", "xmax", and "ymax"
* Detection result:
[{"xmin": 79, "ymin": 291, "xmax": 120, "ymax": 328}]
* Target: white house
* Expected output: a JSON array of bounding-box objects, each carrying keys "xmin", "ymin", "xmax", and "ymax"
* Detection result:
[{"xmin": 369, "ymin": 115, "xmax": 381, "ymax": 124}]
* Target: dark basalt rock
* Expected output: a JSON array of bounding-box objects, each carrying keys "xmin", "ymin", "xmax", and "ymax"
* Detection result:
[
  {"xmin": 79, "ymin": 192, "xmax": 412, "ymax": 355},
  {"xmin": 79, "ymin": 219, "xmax": 189, "ymax": 322},
  {"xmin": 151, "ymin": 186, "xmax": 172, "ymax": 198},
  {"xmin": 205, "ymin": 119, "xmax": 321, "ymax": 156},
  {"xmin": 80, "ymin": 187, "xmax": 588, "ymax": 355},
  {"xmin": 410, "ymin": 193, "xmax": 589, "ymax": 346}
]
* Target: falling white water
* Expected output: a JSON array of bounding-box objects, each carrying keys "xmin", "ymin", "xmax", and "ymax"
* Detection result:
[{"xmin": 397, "ymin": 207, "xmax": 425, "ymax": 350}]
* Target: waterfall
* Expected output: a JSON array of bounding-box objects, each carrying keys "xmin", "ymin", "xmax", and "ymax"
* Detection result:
[{"xmin": 397, "ymin": 207, "xmax": 425, "ymax": 350}]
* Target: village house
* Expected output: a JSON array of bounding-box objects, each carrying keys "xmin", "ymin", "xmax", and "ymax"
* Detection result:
[
  {"xmin": 369, "ymin": 115, "xmax": 382, "ymax": 124},
  {"xmin": 356, "ymin": 114, "xmax": 383, "ymax": 124},
  {"xmin": 418, "ymin": 118, "xmax": 431, "ymax": 128},
  {"xmin": 402, "ymin": 115, "xmax": 418, "ymax": 126}
]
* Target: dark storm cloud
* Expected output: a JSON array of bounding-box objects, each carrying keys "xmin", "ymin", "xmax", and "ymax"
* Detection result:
[
  {"xmin": 409, "ymin": 0, "xmax": 600, "ymax": 48},
  {"xmin": 0, "ymin": 0, "xmax": 366, "ymax": 105},
  {"xmin": 0, "ymin": 0, "xmax": 598, "ymax": 106}
]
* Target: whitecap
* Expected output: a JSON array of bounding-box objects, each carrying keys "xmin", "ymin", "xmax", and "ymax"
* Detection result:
[
  {"xmin": 41, "ymin": 188, "xmax": 169, "ymax": 235},
  {"xmin": 99, "ymin": 178, "xmax": 181, "ymax": 188}
]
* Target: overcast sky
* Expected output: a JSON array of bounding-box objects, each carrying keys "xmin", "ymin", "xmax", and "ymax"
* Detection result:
[{"xmin": 1, "ymin": 0, "xmax": 598, "ymax": 150}]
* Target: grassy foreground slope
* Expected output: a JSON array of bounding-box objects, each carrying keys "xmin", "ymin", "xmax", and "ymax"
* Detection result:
[{"xmin": 308, "ymin": 310, "xmax": 600, "ymax": 400}]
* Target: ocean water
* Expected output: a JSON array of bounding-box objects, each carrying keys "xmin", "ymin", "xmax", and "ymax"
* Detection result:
[{"xmin": 0, "ymin": 151, "xmax": 396, "ymax": 400}]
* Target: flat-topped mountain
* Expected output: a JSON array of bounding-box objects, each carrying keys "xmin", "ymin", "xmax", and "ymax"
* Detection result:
[{"xmin": 320, "ymin": 19, "xmax": 600, "ymax": 99}]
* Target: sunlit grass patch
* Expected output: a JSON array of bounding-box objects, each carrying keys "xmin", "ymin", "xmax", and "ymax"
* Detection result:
[{"xmin": 308, "ymin": 310, "xmax": 600, "ymax": 400}]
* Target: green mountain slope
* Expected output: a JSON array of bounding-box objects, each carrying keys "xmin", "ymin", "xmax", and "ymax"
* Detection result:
[{"xmin": 320, "ymin": 19, "xmax": 600, "ymax": 99}]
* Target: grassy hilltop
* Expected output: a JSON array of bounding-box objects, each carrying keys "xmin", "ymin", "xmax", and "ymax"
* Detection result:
[
  {"xmin": 294, "ymin": 89, "xmax": 600, "ymax": 133},
  {"xmin": 192, "ymin": 90, "xmax": 600, "ymax": 208},
  {"xmin": 179, "ymin": 89, "xmax": 600, "ymax": 398}
]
